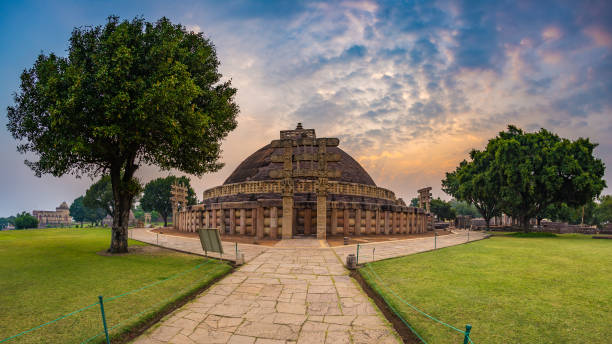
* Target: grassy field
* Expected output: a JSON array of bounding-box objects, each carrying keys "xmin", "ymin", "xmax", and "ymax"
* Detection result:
[
  {"xmin": 0, "ymin": 227, "xmax": 231, "ymax": 344},
  {"xmin": 360, "ymin": 233, "xmax": 612, "ymax": 344}
]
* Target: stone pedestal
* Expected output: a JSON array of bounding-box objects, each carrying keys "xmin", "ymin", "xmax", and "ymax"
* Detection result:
[{"xmin": 282, "ymin": 195, "xmax": 293, "ymax": 239}]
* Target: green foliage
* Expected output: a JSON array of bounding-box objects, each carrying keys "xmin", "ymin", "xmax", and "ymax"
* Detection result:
[
  {"xmin": 14, "ymin": 212, "xmax": 38, "ymax": 229},
  {"xmin": 449, "ymin": 200, "xmax": 480, "ymax": 217},
  {"xmin": 141, "ymin": 175, "xmax": 197, "ymax": 226},
  {"xmin": 83, "ymin": 175, "xmax": 114, "ymax": 217},
  {"xmin": 0, "ymin": 216, "xmax": 15, "ymax": 229},
  {"xmin": 491, "ymin": 126, "xmax": 605, "ymax": 230},
  {"xmin": 430, "ymin": 198, "xmax": 456, "ymax": 221},
  {"xmin": 410, "ymin": 197, "xmax": 419, "ymax": 207},
  {"xmin": 69, "ymin": 196, "xmax": 87, "ymax": 225},
  {"xmin": 7, "ymin": 16, "xmax": 238, "ymax": 252},
  {"xmin": 542, "ymin": 201, "xmax": 597, "ymax": 225},
  {"xmin": 444, "ymin": 125, "xmax": 606, "ymax": 231},
  {"xmin": 442, "ymin": 148, "xmax": 502, "ymax": 228},
  {"xmin": 594, "ymin": 195, "xmax": 612, "ymax": 227}
]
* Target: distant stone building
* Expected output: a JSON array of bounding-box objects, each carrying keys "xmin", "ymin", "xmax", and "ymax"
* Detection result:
[
  {"xmin": 102, "ymin": 211, "xmax": 137, "ymax": 227},
  {"xmin": 32, "ymin": 202, "xmax": 71, "ymax": 228}
]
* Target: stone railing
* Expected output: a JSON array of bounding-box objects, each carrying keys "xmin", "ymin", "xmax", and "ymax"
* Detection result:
[{"xmin": 203, "ymin": 180, "xmax": 396, "ymax": 201}]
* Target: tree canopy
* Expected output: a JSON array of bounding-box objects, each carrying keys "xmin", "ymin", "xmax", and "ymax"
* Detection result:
[
  {"xmin": 140, "ymin": 175, "xmax": 196, "ymax": 227},
  {"xmin": 83, "ymin": 176, "xmax": 115, "ymax": 218},
  {"xmin": 14, "ymin": 212, "xmax": 38, "ymax": 229},
  {"xmin": 430, "ymin": 198, "xmax": 456, "ymax": 221},
  {"xmin": 443, "ymin": 125, "xmax": 606, "ymax": 231},
  {"xmin": 7, "ymin": 16, "xmax": 238, "ymax": 252}
]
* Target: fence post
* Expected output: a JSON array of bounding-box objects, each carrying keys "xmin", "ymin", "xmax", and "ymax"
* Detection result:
[
  {"xmin": 463, "ymin": 324, "xmax": 472, "ymax": 344},
  {"xmin": 98, "ymin": 296, "xmax": 110, "ymax": 344},
  {"xmin": 434, "ymin": 231, "xmax": 437, "ymax": 249},
  {"xmin": 356, "ymin": 244, "xmax": 360, "ymax": 265}
]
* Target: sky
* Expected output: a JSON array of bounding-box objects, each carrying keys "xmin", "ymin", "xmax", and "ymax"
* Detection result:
[{"xmin": 0, "ymin": 0, "xmax": 611, "ymax": 217}]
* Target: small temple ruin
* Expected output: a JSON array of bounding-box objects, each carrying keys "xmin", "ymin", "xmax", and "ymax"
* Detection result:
[{"xmin": 172, "ymin": 124, "xmax": 432, "ymax": 239}]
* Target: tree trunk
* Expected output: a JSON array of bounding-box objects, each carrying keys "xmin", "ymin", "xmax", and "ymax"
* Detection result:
[
  {"xmin": 163, "ymin": 215, "xmax": 168, "ymax": 227},
  {"xmin": 108, "ymin": 163, "xmax": 137, "ymax": 254},
  {"xmin": 522, "ymin": 215, "xmax": 531, "ymax": 233},
  {"xmin": 485, "ymin": 217, "xmax": 491, "ymax": 230}
]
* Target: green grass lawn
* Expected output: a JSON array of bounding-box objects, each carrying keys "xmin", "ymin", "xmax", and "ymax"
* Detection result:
[
  {"xmin": 0, "ymin": 227, "xmax": 231, "ymax": 344},
  {"xmin": 360, "ymin": 233, "xmax": 612, "ymax": 344}
]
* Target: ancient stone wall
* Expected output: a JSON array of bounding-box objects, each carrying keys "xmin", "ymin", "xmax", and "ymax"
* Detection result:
[{"xmin": 174, "ymin": 201, "xmax": 429, "ymax": 238}]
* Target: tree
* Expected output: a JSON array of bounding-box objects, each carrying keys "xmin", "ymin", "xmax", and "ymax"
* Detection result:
[
  {"xmin": 69, "ymin": 196, "xmax": 87, "ymax": 226},
  {"xmin": 594, "ymin": 195, "xmax": 612, "ymax": 227},
  {"xmin": 83, "ymin": 176, "xmax": 115, "ymax": 218},
  {"xmin": 0, "ymin": 216, "xmax": 16, "ymax": 229},
  {"xmin": 490, "ymin": 126, "xmax": 605, "ymax": 231},
  {"xmin": 449, "ymin": 200, "xmax": 480, "ymax": 217},
  {"xmin": 410, "ymin": 198, "xmax": 419, "ymax": 207},
  {"xmin": 430, "ymin": 198, "xmax": 456, "ymax": 221},
  {"xmin": 140, "ymin": 176, "xmax": 197, "ymax": 227},
  {"xmin": 442, "ymin": 148, "xmax": 502, "ymax": 230},
  {"xmin": 14, "ymin": 212, "xmax": 38, "ymax": 229},
  {"xmin": 7, "ymin": 16, "xmax": 238, "ymax": 252}
]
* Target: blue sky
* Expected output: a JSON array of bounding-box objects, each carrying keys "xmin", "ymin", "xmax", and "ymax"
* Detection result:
[{"xmin": 1, "ymin": 0, "xmax": 611, "ymax": 216}]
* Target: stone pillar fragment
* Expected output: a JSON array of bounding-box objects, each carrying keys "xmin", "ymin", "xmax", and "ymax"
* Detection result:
[
  {"xmin": 282, "ymin": 196, "xmax": 293, "ymax": 239},
  {"xmin": 239, "ymin": 209, "xmax": 246, "ymax": 235},
  {"xmin": 331, "ymin": 207, "xmax": 338, "ymax": 236},
  {"xmin": 270, "ymin": 206, "xmax": 278, "ymax": 239},
  {"xmin": 229, "ymin": 208, "xmax": 236, "ymax": 235},
  {"xmin": 355, "ymin": 208, "xmax": 361, "ymax": 236},
  {"xmin": 256, "ymin": 206, "xmax": 264, "ymax": 239},
  {"xmin": 317, "ymin": 196, "xmax": 327, "ymax": 239}
]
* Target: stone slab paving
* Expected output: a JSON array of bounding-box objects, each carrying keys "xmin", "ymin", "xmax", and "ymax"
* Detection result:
[
  {"xmin": 130, "ymin": 228, "xmax": 269, "ymax": 263},
  {"xmin": 133, "ymin": 242, "xmax": 401, "ymax": 344},
  {"xmin": 333, "ymin": 230, "xmax": 489, "ymax": 264}
]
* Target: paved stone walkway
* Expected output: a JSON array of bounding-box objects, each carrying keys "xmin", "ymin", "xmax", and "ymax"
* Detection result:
[
  {"xmin": 333, "ymin": 230, "xmax": 488, "ymax": 264},
  {"xmin": 133, "ymin": 242, "xmax": 401, "ymax": 344}
]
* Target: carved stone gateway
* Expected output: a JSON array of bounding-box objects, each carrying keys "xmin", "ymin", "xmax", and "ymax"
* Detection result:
[
  {"xmin": 170, "ymin": 181, "xmax": 188, "ymax": 229},
  {"xmin": 268, "ymin": 124, "xmax": 341, "ymax": 239}
]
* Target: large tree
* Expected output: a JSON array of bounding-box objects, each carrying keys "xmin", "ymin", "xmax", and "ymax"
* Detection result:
[
  {"xmin": 442, "ymin": 148, "xmax": 502, "ymax": 229},
  {"xmin": 430, "ymin": 198, "xmax": 456, "ymax": 221},
  {"xmin": 69, "ymin": 196, "xmax": 87, "ymax": 226},
  {"xmin": 491, "ymin": 126, "xmax": 605, "ymax": 231},
  {"xmin": 140, "ymin": 175, "xmax": 197, "ymax": 227},
  {"xmin": 7, "ymin": 16, "xmax": 238, "ymax": 252},
  {"xmin": 14, "ymin": 212, "xmax": 38, "ymax": 229},
  {"xmin": 83, "ymin": 176, "xmax": 115, "ymax": 218}
]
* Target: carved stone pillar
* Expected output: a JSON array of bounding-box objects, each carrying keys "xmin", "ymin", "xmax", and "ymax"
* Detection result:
[
  {"xmin": 384, "ymin": 211, "xmax": 390, "ymax": 234},
  {"xmin": 331, "ymin": 207, "xmax": 338, "ymax": 236},
  {"xmin": 365, "ymin": 210, "xmax": 371, "ymax": 234},
  {"xmin": 282, "ymin": 195, "xmax": 293, "ymax": 239},
  {"xmin": 256, "ymin": 206, "xmax": 264, "ymax": 239},
  {"xmin": 270, "ymin": 206, "xmax": 278, "ymax": 239},
  {"xmin": 304, "ymin": 208, "xmax": 312, "ymax": 235},
  {"xmin": 239, "ymin": 209, "xmax": 246, "ymax": 235},
  {"xmin": 343, "ymin": 209, "xmax": 349, "ymax": 235},
  {"xmin": 211, "ymin": 209, "xmax": 217, "ymax": 230},
  {"xmin": 375, "ymin": 209, "xmax": 381, "ymax": 234},
  {"xmin": 317, "ymin": 195, "xmax": 327, "ymax": 239},
  {"xmin": 355, "ymin": 208, "xmax": 361, "ymax": 236},
  {"xmin": 229, "ymin": 208, "xmax": 236, "ymax": 235}
]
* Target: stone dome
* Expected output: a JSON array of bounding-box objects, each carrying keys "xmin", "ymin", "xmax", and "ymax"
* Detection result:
[{"xmin": 224, "ymin": 143, "xmax": 376, "ymax": 186}]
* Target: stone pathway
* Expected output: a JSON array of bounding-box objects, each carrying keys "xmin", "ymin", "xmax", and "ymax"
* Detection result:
[
  {"xmin": 133, "ymin": 242, "xmax": 401, "ymax": 344},
  {"xmin": 333, "ymin": 230, "xmax": 488, "ymax": 264}
]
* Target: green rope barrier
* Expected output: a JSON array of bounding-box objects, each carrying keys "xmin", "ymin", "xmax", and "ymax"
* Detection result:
[
  {"xmin": 361, "ymin": 267, "xmax": 428, "ymax": 343},
  {"xmin": 365, "ymin": 263, "xmax": 473, "ymax": 339},
  {"xmin": 0, "ymin": 259, "xmax": 213, "ymax": 343},
  {"xmin": 81, "ymin": 264, "xmax": 225, "ymax": 343},
  {"xmin": 0, "ymin": 301, "xmax": 99, "ymax": 343}
]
